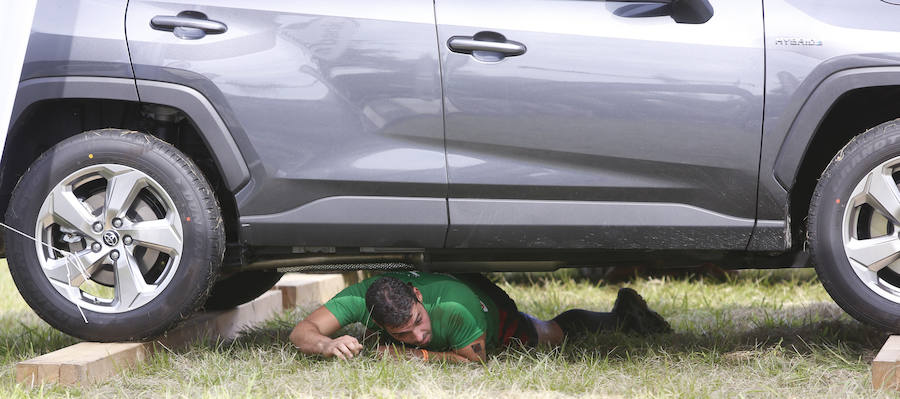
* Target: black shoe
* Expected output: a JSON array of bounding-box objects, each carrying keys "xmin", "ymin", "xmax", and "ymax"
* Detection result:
[{"xmin": 612, "ymin": 288, "xmax": 672, "ymax": 335}]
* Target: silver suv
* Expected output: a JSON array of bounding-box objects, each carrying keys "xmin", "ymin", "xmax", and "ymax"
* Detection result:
[{"xmin": 5, "ymin": 0, "xmax": 900, "ymax": 341}]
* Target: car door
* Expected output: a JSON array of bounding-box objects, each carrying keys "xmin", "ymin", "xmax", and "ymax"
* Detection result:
[
  {"xmin": 437, "ymin": 0, "xmax": 765, "ymax": 249},
  {"xmin": 126, "ymin": 1, "xmax": 449, "ymax": 248}
]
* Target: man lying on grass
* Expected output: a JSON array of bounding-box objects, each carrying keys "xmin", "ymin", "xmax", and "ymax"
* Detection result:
[{"xmin": 290, "ymin": 272, "xmax": 670, "ymax": 362}]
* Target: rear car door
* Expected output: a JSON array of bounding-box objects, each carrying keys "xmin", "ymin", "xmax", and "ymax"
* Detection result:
[
  {"xmin": 126, "ymin": 1, "xmax": 448, "ymax": 248},
  {"xmin": 437, "ymin": 0, "xmax": 765, "ymax": 249}
]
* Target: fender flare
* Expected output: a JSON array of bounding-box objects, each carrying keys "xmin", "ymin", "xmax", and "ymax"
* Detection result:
[
  {"xmin": 135, "ymin": 79, "xmax": 250, "ymax": 191},
  {"xmin": 774, "ymin": 66, "xmax": 900, "ymax": 189},
  {"xmin": 6, "ymin": 76, "xmax": 250, "ymax": 191}
]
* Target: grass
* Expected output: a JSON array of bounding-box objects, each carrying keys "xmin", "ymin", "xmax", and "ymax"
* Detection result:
[{"xmin": 0, "ymin": 261, "xmax": 895, "ymax": 398}]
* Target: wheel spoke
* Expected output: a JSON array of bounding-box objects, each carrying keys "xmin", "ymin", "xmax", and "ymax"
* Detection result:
[
  {"xmin": 49, "ymin": 187, "xmax": 97, "ymax": 238},
  {"xmin": 846, "ymin": 235, "xmax": 900, "ymax": 272},
  {"xmin": 37, "ymin": 163, "xmax": 184, "ymax": 314},
  {"xmin": 118, "ymin": 218, "xmax": 182, "ymax": 256},
  {"xmin": 44, "ymin": 249, "xmax": 107, "ymax": 286},
  {"xmin": 104, "ymin": 170, "xmax": 148, "ymax": 222},
  {"xmin": 864, "ymin": 169, "xmax": 900, "ymax": 226},
  {"xmin": 856, "ymin": 268, "xmax": 881, "ymax": 287},
  {"xmin": 114, "ymin": 251, "xmax": 153, "ymax": 311}
]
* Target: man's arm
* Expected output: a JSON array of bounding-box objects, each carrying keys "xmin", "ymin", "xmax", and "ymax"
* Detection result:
[
  {"xmin": 453, "ymin": 333, "xmax": 487, "ymax": 362},
  {"xmin": 290, "ymin": 306, "xmax": 363, "ymax": 360},
  {"xmin": 375, "ymin": 345, "xmax": 467, "ymax": 362},
  {"xmin": 376, "ymin": 333, "xmax": 488, "ymax": 363}
]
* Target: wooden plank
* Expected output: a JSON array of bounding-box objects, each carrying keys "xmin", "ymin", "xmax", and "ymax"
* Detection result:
[
  {"xmin": 155, "ymin": 312, "xmax": 221, "ymax": 351},
  {"xmin": 158, "ymin": 290, "xmax": 284, "ymax": 349},
  {"xmin": 342, "ymin": 270, "xmax": 365, "ymax": 286},
  {"xmin": 16, "ymin": 271, "xmax": 363, "ymax": 388},
  {"xmin": 17, "ymin": 289, "xmax": 286, "ymax": 387},
  {"xmin": 873, "ymin": 335, "xmax": 900, "ymax": 390},
  {"xmin": 215, "ymin": 290, "xmax": 283, "ymax": 339},
  {"xmin": 17, "ymin": 342, "xmax": 150, "ymax": 388},
  {"xmin": 274, "ymin": 271, "xmax": 364, "ymax": 309}
]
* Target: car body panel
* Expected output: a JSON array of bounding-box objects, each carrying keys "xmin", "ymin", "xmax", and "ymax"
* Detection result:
[
  {"xmin": 435, "ymin": 0, "xmax": 765, "ymax": 249},
  {"xmin": 447, "ymin": 199, "xmax": 755, "ymax": 250},
  {"xmin": 0, "ymin": 0, "xmax": 37, "ymax": 169},
  {"xmin": 126, "ymin": 0, "xmax": 450, "ymax": 247},
  {"xmin": 748, "ymin": 0, "xmax": 900, "ymax": 251},
  {"xmin": 8, "ymin": 0, "xmax": 900, "ymax": 254},
  {"xmin": 757, "ymin": 0, "xmax": 900, "ymax": 215},
  {"xmin": 22, "ymin": 0, "xmax": 133, "ymax": 81},
  {"xmin": 240, "ymin": 196, "xmax": 448, "ymax": 247}
]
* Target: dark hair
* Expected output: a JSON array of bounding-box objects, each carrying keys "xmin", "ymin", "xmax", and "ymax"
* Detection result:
[{"xmin": 365, "ymin": 276, "xmax": 418, "ymax": 328}]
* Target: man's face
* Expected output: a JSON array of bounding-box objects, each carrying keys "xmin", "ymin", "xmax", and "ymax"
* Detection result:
[{"xmin": 383, "ymin": 287, "xmax": 432, "ymax": 347}]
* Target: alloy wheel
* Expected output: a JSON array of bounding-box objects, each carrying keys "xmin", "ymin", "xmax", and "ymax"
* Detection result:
[
  {"xmin": 842, "ymin": 155, "xmax": 900, "ymax": 304},
  {"xmin": 34, "ymin": 164, "xmax": 184, "ymax": 313}
]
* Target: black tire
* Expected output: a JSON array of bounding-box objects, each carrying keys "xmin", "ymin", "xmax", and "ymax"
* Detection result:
[
  {"xmin": 810, "ymin": 119, "xmax": 900, "ymax": 332},
  {"xmin": 204, "ymin": 271, "xmax": 284, "ymax": 310},
  {"xmin": 4, "ymin": 129, "xmax": 224, "ymax": 341}
]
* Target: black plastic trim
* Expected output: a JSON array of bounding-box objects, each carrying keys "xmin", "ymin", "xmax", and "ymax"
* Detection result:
[
  {"xmin": 5, "ymin": 77, "xmax": 251, "ymax": 192},
  {"xmin": 135, "ymin": 80, "xmax": 250, "ymax": 191},
  {"xmin": 774, "ymin": 66, "xmax": 900, "ymax": 189}
]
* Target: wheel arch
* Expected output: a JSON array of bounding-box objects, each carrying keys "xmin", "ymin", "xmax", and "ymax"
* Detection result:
[
  {"xmin": 133, "ymin": 80, "xmax": 250, "ymax": 191},
  {"xmin": 1, "ymin": 76, "xmax": 249, "ymax": 257},
  {"xmin": 775, "ymin": 67, "xmax": 900, "ymax": 248}
]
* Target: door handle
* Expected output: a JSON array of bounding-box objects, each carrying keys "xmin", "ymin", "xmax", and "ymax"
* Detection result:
[
  {"xmin": 448, "ymin": 37, "xmax": 526, "ymax": 56},
  {"xmin": 447, "ymin": 32, "xmax": 526, "ymax": 62},
  {"xmin": 151, "ymin": 11, "xmax": 227, "ymax": 40}
]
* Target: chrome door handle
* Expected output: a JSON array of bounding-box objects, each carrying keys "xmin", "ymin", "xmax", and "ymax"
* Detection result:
[
  {"xmin": 151, "ymin": 11, "xmax": 227, "ymax": 40},
  {"xmin": 447, "ymin": 32, "xmax": 527, "ymax": 62},
  {"xmin": 447, "ymin": 37, "xmax": 527, "ymax": 56}
]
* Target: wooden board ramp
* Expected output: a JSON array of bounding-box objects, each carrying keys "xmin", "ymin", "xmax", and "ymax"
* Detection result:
[
  {"xmin": 873, "ymin": 335, "xmax": 900, "ymax": 390},
  {"xmin": 155, "ymin": 290, "xmax": 284, "ymax": 351},
  {"xmin": 16, "ymin": 272, "xmax": 359, "ymax": 388},
  {"xmin": 273, "ymin": 271, "xmax": 365, "ymax": 308},
  {"xmin": 16, "ymin": 342, "xmax": 150, "ymax": 387}
]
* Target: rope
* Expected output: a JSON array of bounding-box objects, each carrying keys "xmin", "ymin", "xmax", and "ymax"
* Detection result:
[{"xmin": 0, "ymin": 221, "xmax": 89, "ymax": 323}]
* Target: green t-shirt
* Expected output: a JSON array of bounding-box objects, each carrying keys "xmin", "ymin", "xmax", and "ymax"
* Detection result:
[{"xmin": 324, "ymin": 272, "xmax": 500, "ymax": 351}]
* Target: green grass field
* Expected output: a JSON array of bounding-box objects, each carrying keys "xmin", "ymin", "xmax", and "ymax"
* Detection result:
[{"xmin": 0, "ymin": 260, "xmax": 895, "ymax": 398}]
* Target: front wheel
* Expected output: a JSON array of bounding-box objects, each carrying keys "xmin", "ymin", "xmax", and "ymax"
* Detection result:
[
  {"xmin": 810, "ymin": 119, "xmax": 900, "ymax": 331},
  {"xmin": 5, "ymin": 129, "xmax": 224, "ymax": 341}
]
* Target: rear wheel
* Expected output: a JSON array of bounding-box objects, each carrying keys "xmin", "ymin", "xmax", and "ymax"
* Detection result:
[
  {"xmin": 204, "ymin": 270, "xmax": 284, "ymax": 310},
  {"xmin": 810, "ymin": 119, "xmax": 900, "ymax": 331},
  {"xmin": 4, "ymin": 129, "xmax": 224, "ymax": 341}
]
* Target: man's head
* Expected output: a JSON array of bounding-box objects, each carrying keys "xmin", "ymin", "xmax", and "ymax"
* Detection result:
[{"xmin": 365, "ymin": 276, "xmax": 432, "ymax": 347}]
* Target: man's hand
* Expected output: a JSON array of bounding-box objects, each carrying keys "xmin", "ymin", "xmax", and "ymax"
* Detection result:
[
  {"xmin": 291, "ymin": 306, "xmax": 364, "ymax": 360},
  {"xmin": 322, "ymin": 335, "xmax": 363, "ymax": 360}
]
